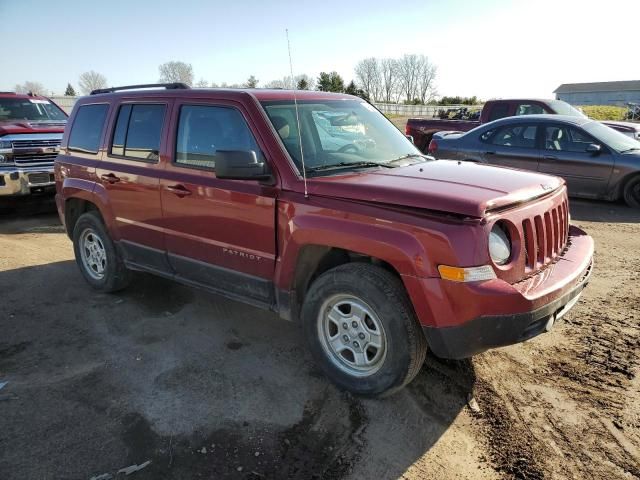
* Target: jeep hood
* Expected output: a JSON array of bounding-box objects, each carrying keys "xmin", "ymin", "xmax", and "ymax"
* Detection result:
[
  {"xmin": 0, "ymin": 120, "xmax": 66, "ymax": 136},
  {"xmin": 306, "ymin": 160, "xmax": 564, "ymax": 218}
]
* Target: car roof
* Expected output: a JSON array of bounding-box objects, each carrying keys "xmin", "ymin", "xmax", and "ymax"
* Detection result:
[
  {"xmin": 86, "ymin": 88, "xmax": 357, "ymax": 102},
  {"xmin": 484, "ymin": 114, "xmax": 593, "ymax": 128},
  {"xmin": 0, "ymin": 92, "xmax": 51, "ymax": 100}
]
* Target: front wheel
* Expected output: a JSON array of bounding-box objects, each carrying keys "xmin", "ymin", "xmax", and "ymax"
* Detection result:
[
  {"xmin": 72, "ymin": 211, "xmax": 131, "ymax": 292},
  {"xmin": 623, "ymin": 175, "xmax": 640, "ymax": 208},
  {"xmin": 302, "ymin": 263, "xmax": 427, "ymax": 396}
]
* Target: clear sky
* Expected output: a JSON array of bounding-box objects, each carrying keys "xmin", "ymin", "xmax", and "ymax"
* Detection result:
[{"xmin": 2, "ymin": 0, "xmax": 638, "ymax": 99}]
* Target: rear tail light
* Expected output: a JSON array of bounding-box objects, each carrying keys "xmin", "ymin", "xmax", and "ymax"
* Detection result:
[
  {"xmin": 428, "ymin": 139, "xmax": 438, "ymax": 154},
  {"xmin": 405, "ymin": 125, "xmax": 410, "ymax": 136}
]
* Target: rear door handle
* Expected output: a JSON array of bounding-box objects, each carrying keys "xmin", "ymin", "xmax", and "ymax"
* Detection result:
[
  {"xmin": 100, "ymin": 173, "xmax": 120, "ymax": 184},
  {"xmin": 166, "ymin": 184, "xmax": 192, "ymax": 197},
  {"xmin": 543, "ymin": 155, "xmax": 557, "ymax": 161},
  {"xmin": 484, "ymin": 151, "xmax": 495, "ymax": 155}
]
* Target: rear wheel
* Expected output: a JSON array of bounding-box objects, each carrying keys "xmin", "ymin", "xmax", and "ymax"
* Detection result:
[
  {"xmin": 72, "ymin": 211, "xmax": 131, "ymax": 292},
  {"xmin": 623, "ymin": 175, "xmax": 640, "ymax": 208},
  {"xmin": 302, "ymin": 263, "xmax": 427, "ymax": 396}
]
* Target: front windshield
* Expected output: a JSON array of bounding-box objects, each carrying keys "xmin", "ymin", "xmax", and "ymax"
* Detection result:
[
  {"xmin": 583, "ymin": 120, "xmax": 640, "ymax": 152},
  {"xmin": 0, "ymin": 97, "xmax": 67, "ymax": 122},
  {"xmin": 261, "ymin": 99, "xmax": 423, "ymax": 175},
  {"xmin": 549, "ymin": 100, "xmax": 587, "ymax": 118}
]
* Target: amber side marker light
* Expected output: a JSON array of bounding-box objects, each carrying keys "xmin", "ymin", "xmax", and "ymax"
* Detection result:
[{"xmin": 438, "ymin": 265, "xmax": 496, "ymax": 282}]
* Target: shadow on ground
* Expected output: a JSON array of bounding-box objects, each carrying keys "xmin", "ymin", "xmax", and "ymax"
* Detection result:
[
  {"xmin": 0, "ymin": 259, "xmax": 475, "ymax": 479},
  {"xmin": 569, "ymin": 198, "xmax": 640, "ymax": 223}
]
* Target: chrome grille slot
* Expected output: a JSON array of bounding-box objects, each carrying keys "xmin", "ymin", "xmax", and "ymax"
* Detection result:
[
  {"xmin": 11, "ymin": 139, "xmax": 61, "ymax": 148},
  {"xmin": 13, "ymin": 153, "xmax": 58, "ymax": 167}
]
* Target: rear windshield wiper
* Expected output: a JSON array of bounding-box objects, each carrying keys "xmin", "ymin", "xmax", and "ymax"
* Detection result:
[{"xmin": 305, "ymin": 161, "xmax": 394, "ymax": 173}]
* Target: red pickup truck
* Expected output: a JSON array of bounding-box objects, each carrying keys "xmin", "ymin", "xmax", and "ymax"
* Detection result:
[
  {"xmin": 55, "ymin": 84, "xmax": 593, "ymax": 396},
  {"xmin": 0, "ymin": 92, "xmax": 67, "ymax": 196},
  {"xmin": 406, "ymin": 98, "xmax": 640, "ymax": 152}
]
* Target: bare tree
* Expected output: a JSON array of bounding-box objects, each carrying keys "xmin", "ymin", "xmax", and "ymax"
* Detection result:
[
  {"xmin": 380, "ymin": 58, "xmax": 397, "ymax": 103},
  {"xmin": 78, "ymin": 71, "xmax": 108, "ymax": 95},
  {"xmin": 158, "ymin": 61, "xmax": 194, "ymax": 86},
  {"xmin": 354, "ymin": 58, "xmax": 381, "ymax": 101},
  {"xmin": 396, "ymin": 54, "xmax": 422, "ymax": 103},
  {"xmin": 15, "ymin": 81, "xmax": 46, "ymax": 95},
  {"xmin": 417, "ymin": 57, "xmax": 437, "ymax": 104},
  {"xmin": 195, "ymin": 78, "xmax": 209, "ymax": 88}
]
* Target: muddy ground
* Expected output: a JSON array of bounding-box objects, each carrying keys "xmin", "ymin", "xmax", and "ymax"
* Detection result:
[{"xmin": 0, "ymin": 192, "xmax": 638, "ymax": 480}]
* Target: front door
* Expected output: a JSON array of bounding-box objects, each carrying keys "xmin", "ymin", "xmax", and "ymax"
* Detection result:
[
  {"xmin": 481, "ymin": 123, "xmax": 540, "ymax": 171},
  {"xmin": 537, "ymin": 124, "xmax": 614, "ymax": 198},
  {"xmin": 96, "ymin": 100, "xmax": 173, "ymax": 272},
  {"xmin": 160, "ymin": 100, "xmax": 277, "ymax": 306}
]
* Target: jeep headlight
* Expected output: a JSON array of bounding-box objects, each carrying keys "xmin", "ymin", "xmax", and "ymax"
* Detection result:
[{"xmin": 489, "ymin": 222, "xmax": 511, "ymax": 265}]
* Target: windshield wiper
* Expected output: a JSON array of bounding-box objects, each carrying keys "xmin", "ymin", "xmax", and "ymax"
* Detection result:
[
  {"xmin": 305, "ymin": 161, "xmax": 394, "ymax": 173},
  {"xmin": 387, "ymin": 153, "xmax": 432, "ymax": 164},
  {"xmin": 620, "ymin": 147, "xmax": 640, "ymax": 153}
]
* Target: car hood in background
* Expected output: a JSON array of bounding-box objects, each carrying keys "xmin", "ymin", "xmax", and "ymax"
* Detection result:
[
  {"xmin": 0, "ymin": 120, "xmax": 67, "ymax": 136},
  {"xmin": 306, "ymin": 160, "xmax": 563, "ymax": 218}
]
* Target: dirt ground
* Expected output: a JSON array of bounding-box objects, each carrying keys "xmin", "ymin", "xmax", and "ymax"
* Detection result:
[{"xmin": 0, "ymin": 192, "xmax": 638, "ymax": 480}]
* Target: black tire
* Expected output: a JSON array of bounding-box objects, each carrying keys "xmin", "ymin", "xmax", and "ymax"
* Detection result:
[
  {"xmin": 302, "ymin": 263, "xmax": 427, "ymax": 396},
  {"xmin": 623, "ymin": 175, "xmax": 640, "ymax": 208},
  {"xmin": 72, "ymin": 211, "xmax": 131, "ymax": 292}
]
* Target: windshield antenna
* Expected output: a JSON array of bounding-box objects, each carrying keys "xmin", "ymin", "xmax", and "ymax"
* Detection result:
[{"xmin": 286, "ymin": 29, "xmax": 308, "ymax": 198}]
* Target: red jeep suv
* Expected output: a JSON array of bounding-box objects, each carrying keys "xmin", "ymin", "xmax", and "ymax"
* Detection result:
[{"xmin": 55, "ymin": 84, "xmax": 594, "ymax": 396}]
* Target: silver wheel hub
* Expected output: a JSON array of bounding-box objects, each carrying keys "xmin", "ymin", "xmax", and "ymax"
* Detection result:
[
  {"xmin": 318, "ymin": 294, "xmax": 387, "ymax": 377},
  {"xmin": 79, "ymin": 228, "xmax": 107, "ymax": 280}
]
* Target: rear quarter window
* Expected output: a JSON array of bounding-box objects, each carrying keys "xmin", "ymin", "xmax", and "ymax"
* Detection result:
[{"xmin": 68, "ymin": 104, "xmax": 109, "ymax": 153}]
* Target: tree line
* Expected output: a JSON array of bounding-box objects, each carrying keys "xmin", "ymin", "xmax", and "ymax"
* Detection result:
[{"xmin": 14, "ymin": 56, "xmax": 475, "ymax": 105}]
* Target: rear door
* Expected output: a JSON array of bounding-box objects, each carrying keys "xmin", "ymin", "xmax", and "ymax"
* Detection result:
[
  {"xmin": 537, "ymin": 124, "xmax": 614, "ymax": 197},
  {"xmin": 159, "ymin": 99, "xmax": 277, "ymax": 306},
  {"xmin": 479, "ymin": 122, "xmax": 541, "ymax": 171},
  {"xmin": 96, "ymin": 99, "xmax": 173, "ymax": 272}
]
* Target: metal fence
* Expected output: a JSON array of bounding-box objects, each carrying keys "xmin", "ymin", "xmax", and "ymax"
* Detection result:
[
  {"xmin": 50, "ymin": 96, "xmax": 483, "ymax": 119},
  {"xmin": 372, "ymin": 103, "xmax": 483, "ymax": 117},
  {"xmin": 50, "ymin": 96, "xmax": 78, "ymax": 114}
]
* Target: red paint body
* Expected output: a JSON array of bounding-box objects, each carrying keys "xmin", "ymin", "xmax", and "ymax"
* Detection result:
[{"xmin": 55, "ymin": 88, "xmax": 593, "ymax": 354}]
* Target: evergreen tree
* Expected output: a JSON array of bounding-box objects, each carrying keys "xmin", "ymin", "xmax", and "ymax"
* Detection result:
[{"xmin": 64, "ymin": 83, "xmax": 76, "ymax": 96}]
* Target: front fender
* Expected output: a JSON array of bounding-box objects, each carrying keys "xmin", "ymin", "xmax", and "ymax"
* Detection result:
[{"xmin": 275, "ymin": 211, "xmax": 438, "ymax": 291}]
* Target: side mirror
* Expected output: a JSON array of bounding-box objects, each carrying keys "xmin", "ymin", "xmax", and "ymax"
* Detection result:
[
  {"xmin": 405, "ymin": 134, "xmax": 415, "ymax": 144},
  {"xmin": 215, "ymin": 150, "xmax": 272, "ymax": 181},
  {"xmin": 586, "ymin": 143, "xmax": 601, "ymax": 154}
]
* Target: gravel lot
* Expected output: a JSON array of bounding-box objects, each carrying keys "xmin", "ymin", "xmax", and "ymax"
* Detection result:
[{"xmin": 0, "ymin": 192, "xmax": 638, "ymax": 480}]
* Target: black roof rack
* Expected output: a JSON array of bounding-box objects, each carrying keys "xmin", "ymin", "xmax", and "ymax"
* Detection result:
[{"xmin": 90, "ymin": 82, "xmax": 190, "ymax": 95}]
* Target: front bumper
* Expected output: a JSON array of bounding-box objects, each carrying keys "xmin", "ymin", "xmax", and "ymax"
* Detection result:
[
  {"xmin": 407, "ymin": 225, "xmax": 594, "ymax": 359},
  {"xmin": 0, "ymin": 166, "xmax": 55, "ymax": 196}
]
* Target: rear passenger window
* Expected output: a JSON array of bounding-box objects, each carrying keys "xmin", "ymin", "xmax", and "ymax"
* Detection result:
[
  {"xmin": 487, "ymin": 104, "xmax": 509, "ymax": 122},
  {"xmin": 68, "ymin": 104, "xmax": 108, "ymax": 153},
  {"xmin": 490, "ymin": 124, "xmax": 538, "ymax": 148},
  {"xmin": 175, "ymin": 105, "xmax": 262, "ymax": 170},
  {"xmin": 110, "ymin": 104, "xmax": 166, "ymax": 161}
]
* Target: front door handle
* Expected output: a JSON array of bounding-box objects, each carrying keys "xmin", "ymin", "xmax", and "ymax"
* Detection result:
[
  {"xmin": 100, "ymin": 173, "xmax": 120, "ymax": 184},
  {"xmin": 543, "ymin": 155, "xmax": 557, "ymax": 161},
  {"xmin": 166, "ymin": 184, "xmax": 192, "ymax": 197},
  {"xmin": 484, "ymin": 151, "xmax": 496, "ymax": 155}
]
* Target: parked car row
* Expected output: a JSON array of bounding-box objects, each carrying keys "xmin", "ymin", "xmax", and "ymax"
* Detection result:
[
  {"xmin": 428, "ymin": 115, "xmax": 640, "ymax": 207},
  {"xmin": 54, "ymin": 84, "xmax": 594, "ymax": 395},
  {"xmin": 406, "ymin": 98, "xmax": 640, "ymax": 152}
]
